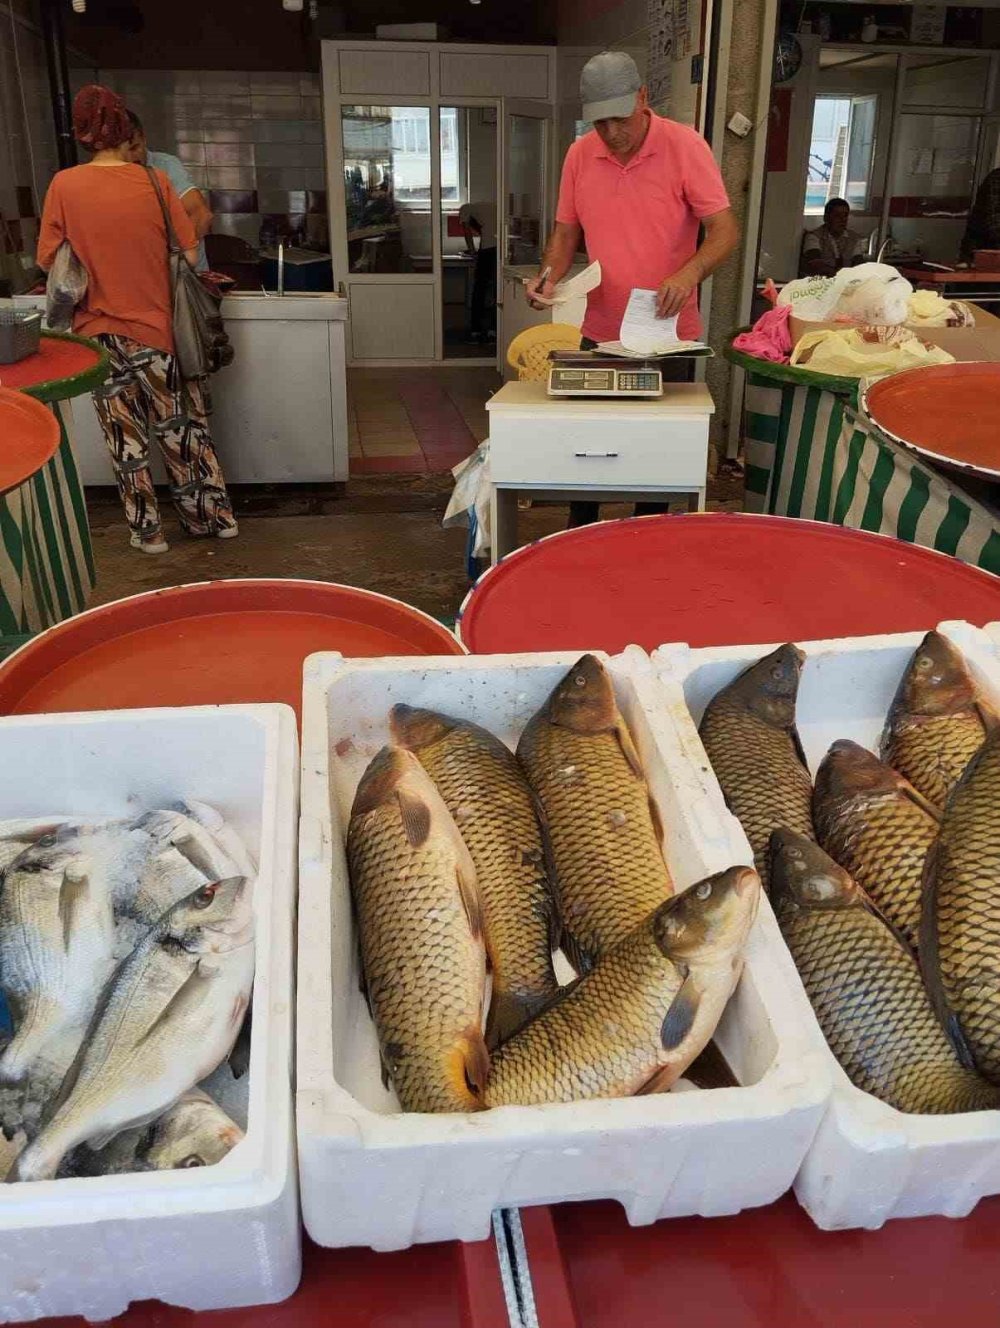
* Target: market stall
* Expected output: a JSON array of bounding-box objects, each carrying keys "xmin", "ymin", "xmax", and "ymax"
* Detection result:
[{"xmin": 0, "ymin": 332, "xmax": 106, "ymax": 642}]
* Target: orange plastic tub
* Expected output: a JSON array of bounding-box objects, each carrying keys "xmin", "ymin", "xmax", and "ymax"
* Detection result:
[
  {"xmin": 0, "ymin": 387, "xmax": 59, "ymax": 494},
  {"xmin": 0, "ymin": 579, "xmax": 464, "ymax": 718}
]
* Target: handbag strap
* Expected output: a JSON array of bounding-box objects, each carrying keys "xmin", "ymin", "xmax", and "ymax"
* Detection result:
[{"xmin": 145, "ymin": 165, "xmax": 187, "ymax": 259}]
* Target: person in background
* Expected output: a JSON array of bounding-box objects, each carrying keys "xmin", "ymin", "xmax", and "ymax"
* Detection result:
[
  {"xmin": 37, "ymin": 84, "xmax": 237, "ymax": 554},
  {"xmin": 800, "ymin": 198, "xmax": 866, "ymax": 277},
  {"xmin": 125, "ymin": 111, "xmax": 213, "ymax": 272},
  {"xmin": 459, "ymin": 200, "xmax": 498, "ymax": 343},
  {"xmin": 960, "ymin": 168, "xmax": 1000, "ymax": 263},
  {"xmin": 526, "ymin": 51, "xmax": 738, "ymax": 527}
]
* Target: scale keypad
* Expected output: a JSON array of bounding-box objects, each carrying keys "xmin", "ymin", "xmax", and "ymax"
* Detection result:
[{"xmin": 617, "ymin": 372, "xmax": 660, "ymax": 391}]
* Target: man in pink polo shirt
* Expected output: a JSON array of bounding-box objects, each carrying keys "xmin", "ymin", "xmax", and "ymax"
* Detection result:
[{"xmin": 528, "ymin": 51, "xmax": 738, "ymax": 525}]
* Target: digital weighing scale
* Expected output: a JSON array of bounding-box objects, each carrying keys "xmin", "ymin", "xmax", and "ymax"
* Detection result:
[{"xmin": 547, "ymin": 352, "xmax": 663, "ymax": 399}]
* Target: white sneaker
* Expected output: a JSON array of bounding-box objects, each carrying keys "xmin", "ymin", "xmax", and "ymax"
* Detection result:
[
  {"xmin": 216, "ymin": 524, "xmax": 239, "ymax": 540},
  {"xmin": 130, "ymin": 532, "xmax": 170, "ymax": 555}
]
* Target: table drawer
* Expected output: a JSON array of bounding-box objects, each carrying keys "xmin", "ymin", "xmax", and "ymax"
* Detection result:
[{"xmin": 489, "ymin": 415, "xmax": 710, "ymax": 488}]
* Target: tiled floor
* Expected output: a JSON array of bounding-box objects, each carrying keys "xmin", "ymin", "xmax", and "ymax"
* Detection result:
[{"xmin": 348, "ymin": 366, "xmax": 499, "ymax": 476}]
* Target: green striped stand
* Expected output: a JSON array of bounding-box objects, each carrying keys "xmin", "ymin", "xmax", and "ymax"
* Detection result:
[{"xmin": 726, "ymin": 341, "xmax": 1000, "ymax": 574}]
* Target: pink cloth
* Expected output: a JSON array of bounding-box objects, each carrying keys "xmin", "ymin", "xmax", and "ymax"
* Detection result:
[
  {"xmin": 732, "ymin": 304, "xmax": 793, "ymax": 363},
  {"xmin": 556, "ymin": 112, "xmax": 730, "ymax": 343}
]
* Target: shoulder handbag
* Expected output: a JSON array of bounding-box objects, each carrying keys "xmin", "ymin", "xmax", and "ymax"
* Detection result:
[{"xmin": 145, "ymin": 166, "xmax": 234, "ymax": 379}]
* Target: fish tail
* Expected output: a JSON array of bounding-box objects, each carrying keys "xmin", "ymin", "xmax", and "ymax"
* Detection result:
[
  {"xmin": 447, "ymin": 1024, "xmax": 490, "ymax": 1110},
  {"xmin": 485, "ymin": 990, "xmax": 543, "ymax": 1050},
  {"xmin": 6, "ymin": 1124, "xmax": 70, "ymax": 1183}
]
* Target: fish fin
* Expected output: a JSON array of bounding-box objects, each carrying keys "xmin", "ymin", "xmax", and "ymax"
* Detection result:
[
  {"xmin": 559, "ymin": 928, "xmax": 594, "ymax": 978},
  {"xmin": 228, "ymin": 1006, "xmax": 252, "ymax": 1080},
  {"xmin": 614, "ymin": 719, "xmax": 645, "ymax": 780},
  {"xmin": 527, "ymin": 786, "xmax": 563, "ymax": 951},
  {"xmin": 976, "ymin": 700, "xmax": 1000, "ymax": 735},
  {"xmin": 0, "ymin": 1084, "xmax": 25, "ymax": 1142},
  {"xmin": 453, "ymin": 1025, "xmax": 490, "ymax": 1106},
  {"xmin": 899, "ymin": 779, "xmax": 942, "ymax": 823},
  {"xmin": 57, "ymin": 868, "xmax": 91, "ymax": 952},
  {"xmin": 455, "ymin": 861, "xmax": 484, "ymax": 942},
  {"xmin": 135, "ymin": 965, "xmax": 215, "ymax": 1049},
  {"xmin": 648, "ymin": 793, "xmax": 665, "ymax": 850},
  {"xmin": 789, "ymin": 723, "xmax": 811, "ymax": 773},
  {"xmin": 660, "ymin": 976, "xmax": 701, "ymax": 1052},
  {"xmin": 395, "ymin": 789, "xmax": 431, "ymax": 849},
  {"xmin": 379, "ymin": 1052, "xmax": 391, "ymax": 1091},
  {"xmin": 486, "ymin": 990, "xmax": 543, "ymax": 1050},
  {"xmin": 917, "ymin": 835, "xmax": 978, "ymax": 1067},
  {"xmin": 636, "ymin": 1064, "xmax": 680, "ymax": 1095},
  {"xmin": 684, "ymin": 1039, "xmax": 739, "ymax": 1090}
]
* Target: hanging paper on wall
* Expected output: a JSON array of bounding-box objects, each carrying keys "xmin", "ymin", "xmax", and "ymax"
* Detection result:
[{"xmin": 647, "ymin": 0, "xmax": 674, "ymax": 111}]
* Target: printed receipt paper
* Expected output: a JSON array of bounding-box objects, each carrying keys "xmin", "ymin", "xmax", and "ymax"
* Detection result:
[{"xmin": 597, "ymin": 287, "xmax": 710, "ymax": 358}]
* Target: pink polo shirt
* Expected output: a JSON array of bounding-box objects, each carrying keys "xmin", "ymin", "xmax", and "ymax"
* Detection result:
[{"xmin": 556, "ymin": 112, "xmax": 730, "ymax": 343}]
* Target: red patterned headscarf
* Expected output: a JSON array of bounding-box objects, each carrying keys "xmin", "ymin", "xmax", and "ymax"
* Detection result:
[{"xmin": 72, "ymin": 84, "xmax": 132, "ymax": 151}]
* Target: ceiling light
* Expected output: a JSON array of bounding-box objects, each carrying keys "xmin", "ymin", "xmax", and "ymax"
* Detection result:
[
  {"xmin": 71, "ymin": 0, "xmax": 86, "ymax": 11},
  {"xmin": 283, "ymin": 0, "xmax": 303, "ymax": 9}
]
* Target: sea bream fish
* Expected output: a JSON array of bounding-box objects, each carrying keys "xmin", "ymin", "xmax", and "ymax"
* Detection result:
[
  {"xmin": 0, "ymin": 833, "xmax": 117, "ymax": 1140},
  {"xmin": 347, "ymin": 746, "xmax": 489, "ymax": 1113},
  {"xmin": 486, "ymin": 866, "xmax": 759, "ymax": 1107},
  {"xmin": 516, "ymin": 654, "xmax": 673, "ymax": 974},
  {"xmin": 390, "ymin": 704, "xmax": 559, "ymax": 1047},
  {"xmin": 9, "ymin": 876, "xmax": 254, "ymax": 1182}
]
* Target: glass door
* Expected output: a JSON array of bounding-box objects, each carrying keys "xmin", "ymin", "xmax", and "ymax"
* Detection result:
[
  {"xmin": 440, "ymin": 106, "xmax": 499, "ymax": 361},
  {"xmin": 500, "ymin": 100, "xmax": 552, "ymax": 271}
]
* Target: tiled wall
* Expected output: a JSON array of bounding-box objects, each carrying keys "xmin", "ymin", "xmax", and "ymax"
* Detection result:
[
  {"xmin": 0, "ymin": 0, "xmax": 60, "ymax": 290},
  {"xmin": 96, "ymin": 69, "xmax": 327, "ymax": 252}
]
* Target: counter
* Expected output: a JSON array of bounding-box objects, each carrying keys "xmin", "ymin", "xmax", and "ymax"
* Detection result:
[{"xmin": 11, "ymin": 293, "xmax": 349, "ymax": 486}]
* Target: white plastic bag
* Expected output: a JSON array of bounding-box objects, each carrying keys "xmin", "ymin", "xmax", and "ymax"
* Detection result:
[
  {"xmin": 778, "ymin": 262, "xmax": 913, "ymax": 326},
  {"xmin": 443, "ymin": 439, "xmax": 492, "ymax": 558},
  {"xmin": 45, "ymin": 241, "xmax": 87, "ymax": 332}
]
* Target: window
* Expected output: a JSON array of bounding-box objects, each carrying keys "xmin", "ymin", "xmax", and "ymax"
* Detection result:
[{"xmin": 805, "ymin": 95, "xmax": 877, "ymax": 214}]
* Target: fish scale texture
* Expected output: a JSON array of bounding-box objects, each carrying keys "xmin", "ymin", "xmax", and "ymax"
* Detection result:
[
  {"xmin": 347, "ymin": 803, "xmax": 484, "ymax": 1113},
  {"xmin": 486, "ymin": 923, "xmax": 684, "ymax": 1106},
  {"xmin": 883, "ymin": 712, "xmax": 987, "ymax": 809},
  {"xmin": 699, "ymin": 698, "xmax": 814, "ymax": 889},
  {"xmin": 405, "ymin": 725, "xmax": 558, "ymax": 1038},
  {"xmin": 927, "ymin": 732, "xmax": 1000, "ymax": 1083},
  {"xmin": 815, "ymin": 786, "xmax": 936, "ymax": 953},
  {"xmin": 780, "ymin": 902, "xmax": 999, "ymax": 1114},
  {"xmin": 517, "ymin": 718, "xmax": 672, "ymax": 971}
]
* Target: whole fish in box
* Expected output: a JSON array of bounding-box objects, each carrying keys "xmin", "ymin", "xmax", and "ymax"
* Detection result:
[
  {"xmin": 813, "ymin": 739, "xmax": 939, "ymax": 953},
  {"xmin": 771, "ymin": 829, "xmax": 999, "ymax": 1114},
  {"xmin": 391, "ymin": 705, "xmax": 558, "ymax": 1047},
  {"xmin": 698, "ymin": 644, "xmax": 814, "ymax": 890},
  {"xmin": 347, "ymin": 746, "xmax": 489, "ymax": 1113},
  {"xmin": 60, "ymin": 1089, "xmax": 244, "ymax": 1177},
  {"xmin": 0, "ymin": 833, "xmax": 117, "ymax": 1140},
  {"xmin": 881, "ymin": 631, "xmax": 997, "ymax": 809},
  {"xmin": 486, "ymin": 866, "xmax": 759, "ymax": 1107},
  {"xmin": 922, "ymin": 728, "xmax": 1000, "ymax": 1083},
  {"xmin": 9, "ymin": 876, "xmax": 254, "ymax": 1182},
  {"xmin": 516, "ymin": 654, "xmax": 672, "ymax": 974}
]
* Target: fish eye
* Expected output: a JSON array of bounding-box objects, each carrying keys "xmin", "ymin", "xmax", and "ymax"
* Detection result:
[
  {"xmin": 193, "ymin": 883, "xmax": 218, "ymax": 909},
  {"xmin": 770, "ymin": 666, "xmax": 784, "ymax": 679},
  {"xmin": 915, "ymin": 656, "xmax": 933, "ymax": 671},
  {"xmin": 695, "ymin": 881, "xmax": 712, "ymax": 900},
  {"xmin": 178, "ymin": 1154, "xmax": 205, "ymax": 1168},
  {"xmin": 574, "ymin": 674, "xmax": 587, "ymax": 688}
]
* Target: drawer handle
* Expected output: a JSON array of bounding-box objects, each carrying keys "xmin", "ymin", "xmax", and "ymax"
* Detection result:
[{"xmin": 574, "ymin": 451, "xmax": 619, "ymax": 458}]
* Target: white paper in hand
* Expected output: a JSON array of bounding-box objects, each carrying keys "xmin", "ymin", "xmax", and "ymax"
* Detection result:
[
  {"xmin": 527, "ymin": 260, "xmax": 602, "ymax": 307},
  {"xmin": 620, "ymin": 288, "xmax": 681, "ymax": 353}
]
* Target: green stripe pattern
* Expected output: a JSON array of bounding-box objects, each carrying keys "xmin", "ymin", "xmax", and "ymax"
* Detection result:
[
  {"xmin": 0, "ymin": 403, "xmax": 95, "ymax": 636},
  {"xmin": 742, "ymin": 379, "xmax": 1000, "ymax": 576}
]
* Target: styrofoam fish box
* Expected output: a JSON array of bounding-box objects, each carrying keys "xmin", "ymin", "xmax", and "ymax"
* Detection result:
[
  {"xmin": 0, "ymin": 705, "xmax": 301, "ymax": 1322},
  {"xmin": 654, "ymin": 620, "xmax": 1000, "ymax": 1230},
  {"xmin": 297, "ymin": 647, "xmax": 830, "ymax": 1251}
]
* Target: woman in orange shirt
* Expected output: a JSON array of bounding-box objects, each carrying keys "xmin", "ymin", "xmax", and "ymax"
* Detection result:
[{"xmin": 37, "ymin": 85, "xmax": 237, "ymax": 554}]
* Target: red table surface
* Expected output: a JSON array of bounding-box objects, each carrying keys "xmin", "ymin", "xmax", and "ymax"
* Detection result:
[
  {"xmin": 458, "ymin": 513, "xmax": 1000, "ymax": 654},
  {"xmin": 0, "ymin": 336, "xmax": 101, "ymax": 392},
  {"xmin": 23, "ymin": 515, "xmax": 1000, "ymax": 1328}
]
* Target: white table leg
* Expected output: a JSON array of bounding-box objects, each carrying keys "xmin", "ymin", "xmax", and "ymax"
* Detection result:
[{"xmin": 491, "ymin": 487, "xmax": 518, "ymax": 564}]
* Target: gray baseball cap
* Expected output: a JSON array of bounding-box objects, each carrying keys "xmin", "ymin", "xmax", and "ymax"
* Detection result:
[{"xmin": 580, "ymin": 51, "xmax": 642, "ymax": 122}]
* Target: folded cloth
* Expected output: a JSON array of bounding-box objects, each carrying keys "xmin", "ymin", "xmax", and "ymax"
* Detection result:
[{"xmin": 732, "ymin": 304, "xmax": 793, "ymax": 363}]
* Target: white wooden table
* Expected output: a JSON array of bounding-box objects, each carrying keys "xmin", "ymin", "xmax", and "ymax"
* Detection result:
[{"xmin": 486, "ymin": 379, "xmax": 715, "ymax": 563}]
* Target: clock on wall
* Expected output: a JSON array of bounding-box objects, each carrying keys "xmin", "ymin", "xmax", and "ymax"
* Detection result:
[{"xmin": 773, "ymin": 32, "xmax": 803, "ymax": 84}]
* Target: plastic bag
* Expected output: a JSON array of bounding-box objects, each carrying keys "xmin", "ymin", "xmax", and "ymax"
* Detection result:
[
  {"xmin": 443, "ymin": 439, "xmax": 492, "ymax": 558},
  {"xmin": 45, "ymin": 241, "xmax": 87, "ymax": 332},
  {"xmin": 907, "ymin": 290, "xmax": 976, "ymax": 328},
  {"xmin": 778, "ymin": 262, "xmax": 913, "ymax": 325},
  {"xmin": 790, "ymin": 327, "xmax": 954, "ymax": 378}
]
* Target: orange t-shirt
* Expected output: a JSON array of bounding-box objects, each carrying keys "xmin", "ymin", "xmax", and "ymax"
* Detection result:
[{"xmin": 37, "ymin": 162, "xmax": 197, "ymax": 356}]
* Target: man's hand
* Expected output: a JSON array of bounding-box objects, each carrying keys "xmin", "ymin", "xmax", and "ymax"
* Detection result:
[
  {"xmin": 656, "ymin": 269, "xmax": 697, "ymax": 318},
  {"xmin": 526, "ymin": 273, "xmax": 557, "ymax": 310}
]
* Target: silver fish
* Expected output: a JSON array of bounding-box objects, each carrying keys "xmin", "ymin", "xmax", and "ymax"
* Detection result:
[{"xmin": 10, "ymin": 877, "xmax": 254, "ymax": 1183}]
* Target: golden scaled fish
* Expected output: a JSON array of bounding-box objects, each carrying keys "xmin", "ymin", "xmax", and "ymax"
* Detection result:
[
  {"xmin": 771, "ymin": 830, "xmax": 1000, "ymax": 1115},
  {"xmin": 347, "ymin": 746, "xmax": 489, "ymax": 1113},
  {"xmin": 516, "ymin": 654, "xmax": 672, "ymax": 975},
  {"xmin": 698, "ymin": 644, "xmax": 815, "ymax": 890},
  {"xmin": 813, "ymin": 739, "xmax": 940, "ymax": 954},
  {"xmin": 485, "ymin": 866, "xmax": 759, "ymax": 1108},
  {"xmin": 881, "ymin": 630, "xmax": 998, "ymax": 809},
  {"xmin": 390, "ymin": 705, "xmax": 558, "ymax": 1048},
  {"xmin": 921, "ymin": 728, "xmax": 1000, "ymax": 1084}
]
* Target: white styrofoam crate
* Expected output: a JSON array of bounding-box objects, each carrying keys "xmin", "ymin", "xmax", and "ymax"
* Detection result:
[
  {"xmin": 654, "ymin": 620, "xmax": 1000, "ymax": 1230},
  {"xmin": 0, "ymin": 705, "xmax": 301, "ymax": 1322},
  {"xmin": 297, "ymin": 647, "xmax": 831, "ymax": 1251}
]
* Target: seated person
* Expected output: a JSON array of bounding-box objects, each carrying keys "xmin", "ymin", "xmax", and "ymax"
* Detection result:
[
  {"xmin": 800, "ymin": 198, "xmax": 866, "ymax": 277},
  {"xmin": 960, "ymin": 168, "xmax": 1000, "ymax": 263}
]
